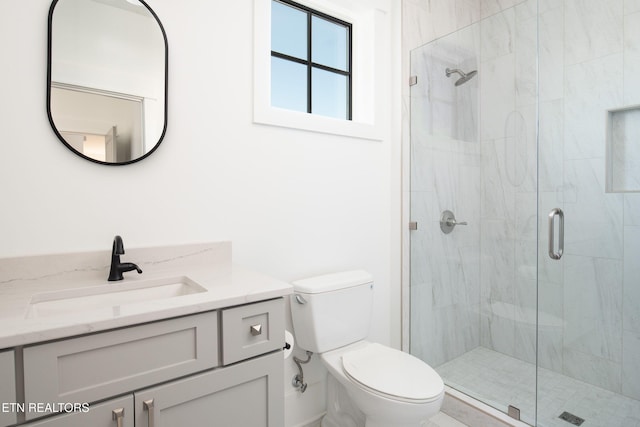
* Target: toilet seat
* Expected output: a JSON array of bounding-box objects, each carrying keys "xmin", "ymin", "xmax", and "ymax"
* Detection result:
[{"xmin": 341, "ymin": 342, "xmax": 444, "ymax": 404}]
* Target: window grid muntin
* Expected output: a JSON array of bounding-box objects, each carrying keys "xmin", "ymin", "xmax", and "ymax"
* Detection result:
[{"xmin": 271, "ymin": 0, "xmax": 352, "ymax": 120}]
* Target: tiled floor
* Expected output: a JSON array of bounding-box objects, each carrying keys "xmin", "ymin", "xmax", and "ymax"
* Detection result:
[
  {"xmin": 436, "ymin": 347, "xmax": 640, "ymax": 427},
  {"xmin": 307, "ymin": 412, "xmax": 468, "ymax": 427},
  {"xmin": 426, "ymin": 412, "xmax": 469, "ymax": 427}
]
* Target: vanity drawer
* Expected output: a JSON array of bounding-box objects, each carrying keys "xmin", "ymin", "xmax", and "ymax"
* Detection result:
[
  {"xmin": 23, "ymin": 311, "xmax": 218, "ymax": 420},
  {"xmin": 0, "ymin": 350, "xmax": 16, "ymax": 427},
  {"xmin": 221, "ymin": 298, "xmax": 284, "ymax": 365}
]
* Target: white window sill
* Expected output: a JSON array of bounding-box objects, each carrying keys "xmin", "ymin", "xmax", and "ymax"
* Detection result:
[{"xmin": 254, "ymin": 105, "xmax": 382, "ymax": 140}]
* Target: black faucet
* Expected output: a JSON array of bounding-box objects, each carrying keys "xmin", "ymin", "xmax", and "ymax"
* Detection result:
[{"xmin": 108, "ymin": 235, "xmax": 143, "ymax": 281}]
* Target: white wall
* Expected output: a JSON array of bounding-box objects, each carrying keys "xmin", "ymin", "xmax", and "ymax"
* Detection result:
[{"xmin": 0, "ymin": 1, "xmax": 401, "ymax": 425}]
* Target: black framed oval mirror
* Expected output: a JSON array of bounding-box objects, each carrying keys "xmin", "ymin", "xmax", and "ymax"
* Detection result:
[{"xmin": 47, "ymin": 0, "xmax": 168, "ymax": 165}]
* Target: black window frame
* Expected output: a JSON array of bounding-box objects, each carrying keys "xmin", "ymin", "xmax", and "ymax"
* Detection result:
[{"xmin": 271, "ymin": 0, "xmax": 353, "ymax": 120}]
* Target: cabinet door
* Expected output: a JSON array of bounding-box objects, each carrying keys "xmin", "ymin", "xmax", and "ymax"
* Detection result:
[
  {"xmin": 23, "ymin": 396, "xmax": 133, "ymax": 427},
  {"xmin": 0, "ymin": 350, "xmax": 16, "ymax": 427},
  {"xmin": 135, "ymin": 351, "xmax": 283, "ymax": 427},
  {"xmin": 23, "ymin": 311, "xmax": 218, "ymax": 420}
]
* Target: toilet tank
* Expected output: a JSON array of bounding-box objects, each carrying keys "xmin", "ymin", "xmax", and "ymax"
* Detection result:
[{"xmin": 290, "ymin": 270, "xmax": 374, "ymax": 353}]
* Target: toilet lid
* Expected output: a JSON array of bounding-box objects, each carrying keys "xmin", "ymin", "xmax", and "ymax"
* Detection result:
[{"xmin": 341, "ymin": 343, "xmax": 444, "ymax": 402}]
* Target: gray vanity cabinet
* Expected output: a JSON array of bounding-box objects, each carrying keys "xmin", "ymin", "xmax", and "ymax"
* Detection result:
[
  {"xmin": 11, "ymin": 298, "xmax": 285, "ymax": 427},
  {"xmin": 21, "ymin": 396, "xmax": 133, "ymax": 427},
  {"xmin": 0, "ymin": 350, "xmax": 16, "ymax": 427}
]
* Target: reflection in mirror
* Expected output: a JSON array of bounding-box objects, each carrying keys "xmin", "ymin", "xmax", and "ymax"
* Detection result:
[{"xmin": 47, "ymin": 0, "xmax": 167, "ymax": 165}]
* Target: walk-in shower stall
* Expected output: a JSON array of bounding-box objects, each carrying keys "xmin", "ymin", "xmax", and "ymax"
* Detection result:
[{"xmin": 408, "ymin": 2, "xmax": 640, "ymax": 426}]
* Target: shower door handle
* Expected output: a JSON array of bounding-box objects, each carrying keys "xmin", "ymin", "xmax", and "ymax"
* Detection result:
[{"xmin": 548, "ymin": 208, "xmax": 564, "ymax": 260}]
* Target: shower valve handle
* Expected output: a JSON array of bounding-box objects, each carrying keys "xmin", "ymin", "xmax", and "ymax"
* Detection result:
[{"xmin": 440, "ymin": 210, "xmax": 467, "ymax": 234}]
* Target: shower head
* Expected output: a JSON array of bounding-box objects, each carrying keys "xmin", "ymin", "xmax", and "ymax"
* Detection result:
[{"xmin": 445, "ymin": 68, "xmax": 478, "ymax": 86}]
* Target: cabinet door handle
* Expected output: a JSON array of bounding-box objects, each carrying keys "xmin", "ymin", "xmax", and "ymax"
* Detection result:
[
  {"xmin": 143, "ymin": 399, "xmax": 155, "ymax": 427},
  {"xmin": 112, "ymin": 408, "xmax": 124, "ymax": 427}
]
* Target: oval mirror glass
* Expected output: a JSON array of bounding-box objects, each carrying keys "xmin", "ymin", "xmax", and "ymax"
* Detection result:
[{"xmin": 47, "ymin": 0, "xmax": 167, "ymax": 165}]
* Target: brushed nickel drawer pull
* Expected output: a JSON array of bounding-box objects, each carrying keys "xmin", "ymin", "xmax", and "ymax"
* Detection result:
[
  {"xmin": 250, "ymin": 324, "xmax": 263, "ymax": 336},
  {"xmin": 112, "ymin": 408, "xmax": 124, "ymax": 427},
  {"xmin": 143, "ymin": 399, "xmax": 155, "ymax": 427}
]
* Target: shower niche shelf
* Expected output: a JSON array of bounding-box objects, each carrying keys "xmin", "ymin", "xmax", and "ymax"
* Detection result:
[{"xmin": 606, "ymin": 105, "xmax": 640, "ymax": 193}]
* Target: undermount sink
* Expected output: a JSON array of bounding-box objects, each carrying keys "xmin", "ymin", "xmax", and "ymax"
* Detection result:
[{"xmin": 25, "ymin": 276, "xmax": 207, "ymax": 319}]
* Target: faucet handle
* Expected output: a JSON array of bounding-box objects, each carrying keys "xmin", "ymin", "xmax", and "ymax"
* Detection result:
[{"xmin": 112, "ymin": 235, "xmax": 124, "ymax": 255}]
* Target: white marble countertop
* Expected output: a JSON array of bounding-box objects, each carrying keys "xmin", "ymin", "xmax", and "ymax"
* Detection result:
[{"xmin": 0, "ymin": 242, "xmax": 292, "ymax": 349}]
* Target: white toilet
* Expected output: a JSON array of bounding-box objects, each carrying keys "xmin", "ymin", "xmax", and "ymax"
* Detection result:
[{"xmin": 290, "ymin": 270, "xmax": 444, "ymax": 427}]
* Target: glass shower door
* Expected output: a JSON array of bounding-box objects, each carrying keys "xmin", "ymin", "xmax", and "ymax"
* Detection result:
[
  {"xmin": 409, "ymin": 5, "xmax": 539, "ymax": 423},
  {"xmin": 409, "ymin": 1, "xmax": 640, "ymax": 425},
  {"xmin": 535, "ymin": 2, "xmax": 640, "ymax": 426}
]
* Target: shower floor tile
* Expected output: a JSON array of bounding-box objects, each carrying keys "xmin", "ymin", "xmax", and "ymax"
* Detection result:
[{"xmin": 435, "ymin": 347, "xmax": 640, "ymax": 427}]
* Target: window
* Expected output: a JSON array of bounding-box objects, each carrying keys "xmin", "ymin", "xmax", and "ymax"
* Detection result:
[
  {"xmin": 270, "ymin": 0, "xmax": 352, "ymax": 120},
  {"xmin": 253, "ymin": 0, "xmax": 386, "ymax": 140}
]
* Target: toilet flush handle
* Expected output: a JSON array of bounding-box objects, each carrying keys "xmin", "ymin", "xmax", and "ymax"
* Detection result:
[{"xmin": 294, "ymin": 294, "xmax": 307, "ymax": 304}]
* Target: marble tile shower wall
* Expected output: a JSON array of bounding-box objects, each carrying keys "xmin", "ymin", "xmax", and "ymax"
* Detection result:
[{"xmin": 405, "ymin": 0, "xmax": 640, "ymax": 402}]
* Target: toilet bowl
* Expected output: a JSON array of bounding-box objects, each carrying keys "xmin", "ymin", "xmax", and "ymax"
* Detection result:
[
  {"xmin": 290, "ymin": 271, "xmax": 444, "ymax": 427},
  {"xmin": 321, "ymin": 341, "xmax": 444, "ymax": 427}
]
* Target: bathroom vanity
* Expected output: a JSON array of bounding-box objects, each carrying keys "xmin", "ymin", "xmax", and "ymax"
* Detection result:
[{"xmin": 0, "ymin": 242, "xmax": 291, "ymax": 427}]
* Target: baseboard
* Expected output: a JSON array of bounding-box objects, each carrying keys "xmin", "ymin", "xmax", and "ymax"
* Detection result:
[
  {"xmin": 292, "ymin": 413, "xmax": 325, "ymax": 427},
  {"xmin": 441, "ymin": 386, "xmax": 531, "ymax": 427}
]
